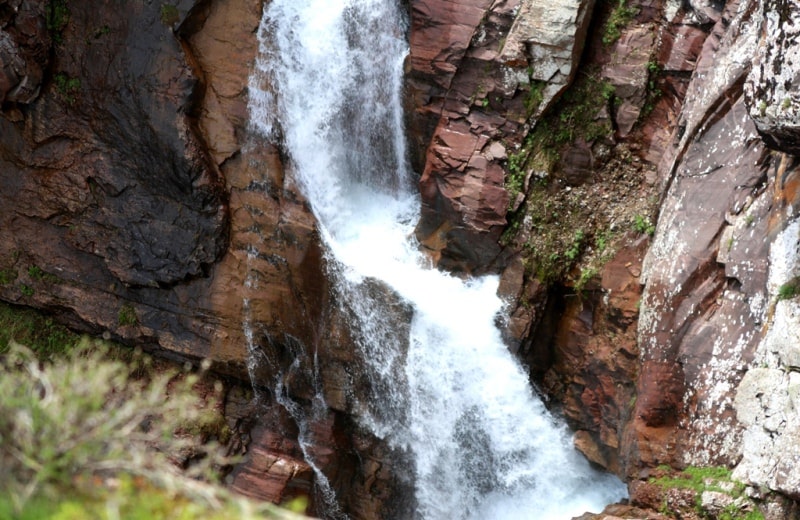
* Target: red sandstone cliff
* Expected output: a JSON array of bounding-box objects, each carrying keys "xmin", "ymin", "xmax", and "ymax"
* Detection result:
[{"xmin": 3, "ymin": 0, "xmax": 800, "ymax": 517}]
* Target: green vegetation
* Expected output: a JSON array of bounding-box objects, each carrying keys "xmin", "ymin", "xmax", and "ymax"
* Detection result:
[
  {"xmin": 650, "ymin": 466, "xmax": 763, "ymax": 520},
  {"xmin": 642, "ymin": 61, "xmax": 663, "ymax": 119},
  {"xmin": 0, "ymin": 301, "xmax": 79, "ymax": 359},
  {"xmin": 546, "ymin": 75, "xmax": 615, "ymax": 145},
  {"xmin": 524, "ymin": 80, "xmax": 547, "ymax": 116},
  {"xmin": 565, "ymin": 229, "xmax": 585, "ymax": 261},
  {"xmin": 0, "ymin": 339, "xmax": 304, "ymax": 520},
  {"xmin": 53, "ymin": 72, "xmax": 81, "ymax": 104},
  {"xmin": 602, "ymin": 0, "xmax": 638, "ymax": 46},
  {"xmin": 46, "ymin": 0, "xmax": 70, "ymax": 44},
  {"xmin": 503, "ymin": 72, "xmax": 616, "ymax": 194},
  {"xmin": 28, "ymin": 265, "xmax": 58, "ymax": 283},
  {"xmin": 20, "ymin": 284, "xmax": 34, "ymax": 297},
  {"xmin": 118, "ymin": 303, "xmax": 138, "ymax": 326},
  {"xmin": 575, "ymin": 266, "xmax": 599, "ymax": 294},
  {"xmin": 160, "ymin": 4, "xmax": 180, "ymax": 26},
  {"xmin": 500, "ymin": 72, "xmax": 628, "ymax": 286},
  {"xmin": 505, "ymin": 149, "xmax": 528, "ymax": 206},
  {"xmin": 777, "ymin": 277, "xmax": 800, "ymax": 301},
  {"xmin": 0, "ymin": 269, "xmax": 17, "ymax": 285},
  {"xmin": 633, "ymin": 214, "xmax": 656, "ymax": 236},
  {"xmin": 511, "ymin": 185, "xmax": 616, "ymax": 284},
  {"xmin": 27, "ymin": 265, "xmax": 44, "ymax": 280}
]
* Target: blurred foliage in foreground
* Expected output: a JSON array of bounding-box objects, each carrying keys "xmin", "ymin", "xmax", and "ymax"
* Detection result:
[{"xmin": 0, "ymin": 330, "xmax": 306, "ymax": 519}]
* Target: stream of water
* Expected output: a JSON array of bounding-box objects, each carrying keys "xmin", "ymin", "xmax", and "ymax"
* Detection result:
[{"xmin": 248, "ymin": 0, "xmax": 627, "ymax": 518}]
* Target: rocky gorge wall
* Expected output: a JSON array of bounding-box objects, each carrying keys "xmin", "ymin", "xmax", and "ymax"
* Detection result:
[
  {"xmin": 3, "ymin": 0, "xmax": 800, "ymax": 518},
  {"xmin": 0, "ymin": 0, "xmax": 409, "ymax": 517},
  {"xmin": 408, "ymin": 0, "xmax": 800, "ymax": 515}
]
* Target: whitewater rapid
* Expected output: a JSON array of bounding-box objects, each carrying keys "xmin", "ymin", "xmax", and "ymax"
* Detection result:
[{"xmin": 248, "ymin": 0, "xmax": 628, "ymax": 518}]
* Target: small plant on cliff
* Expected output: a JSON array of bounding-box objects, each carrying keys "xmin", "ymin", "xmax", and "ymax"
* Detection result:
[
  {"xmin": 160, "ymin": 4, "xmax": 180, "ymax": 26},
  {"xmin": 47, "ymin": 0, "xmax": 70, "ymax": 44},
  {"xmin": 641, "ymin": 60, "xmax": 663, "ymax": 119},
  {"xmin": 524, "ymin": 80, "xmax": 547, "ymax": 116},
  {"xmin": 118, "ymin": 303, "xmax": 138, "ymax": 326},
  {"xmin": 0, "ymin": 269, "xmax": 17, "ymax": 285},
  {"xmin": 565, "ymin": 229, "xmax": 585, "ymax": 261},
  {"xmin": 602, "ymin": 0, "xmax": 638, "ymax": 46},
  {"xmin": 633, "ymin": 214, "xmax": 655, "ymax": 236},
  {"xmin": 27, "ymin": 265, "xmax": 44, "ymax": 281},
  {"xmin": 777, "ymin": 277, "xmax": 800, "ymax": 301},
  {"xmin": 53, "ymin": 72, "xmax": 81, "ymax": 104},
  {"xmin": 505, "ymin": 149, "xmax": 528, "ymax": 206}
]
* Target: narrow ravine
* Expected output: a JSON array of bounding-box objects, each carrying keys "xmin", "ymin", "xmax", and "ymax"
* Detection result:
[{"xmin": 248, "ymin": 0, "xmax": 627, "ymax": 518}]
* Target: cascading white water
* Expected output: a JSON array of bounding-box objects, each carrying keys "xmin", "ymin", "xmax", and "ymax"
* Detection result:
[{"xmin": 249, "ymin": 0, "xmax": 628, "ymax": 518}]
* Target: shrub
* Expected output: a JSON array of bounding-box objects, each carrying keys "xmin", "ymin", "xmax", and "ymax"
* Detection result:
[
  {"xmin": 0, "ymin": 339, "xmax": 301, "ymax": 519},
  {"xmin": 603, "ymin": 0, "xmax": 638, "ymax": 46},
  {"xmin": 633, "ymin": 214, "xmax": 655, "ymax": 236}
]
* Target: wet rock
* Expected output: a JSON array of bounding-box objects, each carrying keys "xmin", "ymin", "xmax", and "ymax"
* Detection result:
[
  {"xmin": 572, "ymin": 502, "xmax": 669, "ymax": 519},
  {"xmin": 228, "ymin": 415, "xmax": 314, "ymax": 505},
  {"xmin": 185, "ymin": 0, "xmax": 261, "ymax": 166}
]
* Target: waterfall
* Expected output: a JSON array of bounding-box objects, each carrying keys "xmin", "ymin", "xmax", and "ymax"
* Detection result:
[{"xmin": 248, "ymin": 0, "xmax": 628, "ymax": 518}]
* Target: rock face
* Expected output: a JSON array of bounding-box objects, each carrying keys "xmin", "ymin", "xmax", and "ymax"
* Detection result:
[
  {"xmin": 744, "ymin": 0, "xmax": 800, "ymax": 155},
  {"xmin": 617, "ymin": 0, "xmax": 800, "ymax": 508},
  {"xmin": 465, "ymin": 0, "xmax": 800, "ymax": 511},
  {"xmin": 406, "ymin": 0, "xmax": 597, "ymax": 272},
  {"xmin": 0, "ymin": 1, "xmax": 407, "ymax": 518},
  {"xmin": 629, "ymin": 0, "xmax": 771, "ymax": 473},
  {"xmin": 0, "ymin": 0, "xmax": 48, "ymax": 104}
]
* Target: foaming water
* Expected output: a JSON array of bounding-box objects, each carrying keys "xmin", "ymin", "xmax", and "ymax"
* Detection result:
[{"xmin": 249, "ymin": 0, "xmax": 627, "ymax": 518}]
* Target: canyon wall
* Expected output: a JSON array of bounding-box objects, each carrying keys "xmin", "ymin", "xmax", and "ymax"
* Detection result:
[
  {"xmin": 0, "ymin": 0, "xmax": 408, "ymax": 517},
  {"xmin": 3, "ymin": 0, "xmax": 800, "ymax": 517},
  {"xmin": 409, "ymin": 0, "xmax": 800, "ymax": 513}
]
